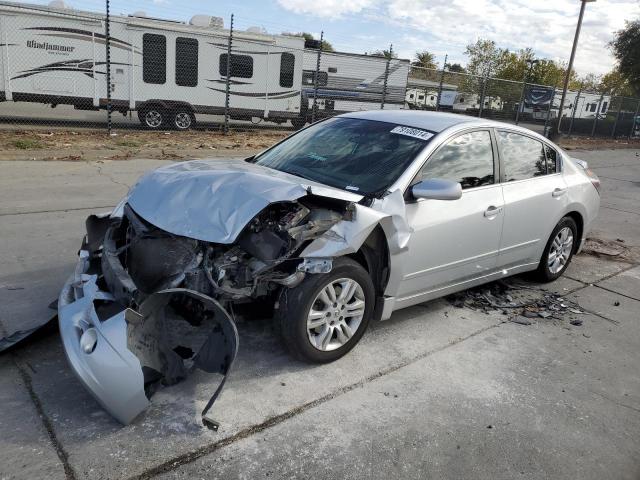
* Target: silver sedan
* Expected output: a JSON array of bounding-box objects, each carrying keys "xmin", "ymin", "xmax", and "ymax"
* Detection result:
[{"xmin": 58, "ymin": 111, "xmax": 600, "ymax": 425}]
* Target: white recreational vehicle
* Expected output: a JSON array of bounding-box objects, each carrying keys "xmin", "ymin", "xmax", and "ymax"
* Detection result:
[
  {"xmin": 451, "ymin": 93, "xmax": 504, "ymax": 112},
  {"xmin": 405, "ymin": 88, "xmax": 438, "ymax": 109},
  {"xmin": 300, "ymin": 49, "xmax": 409, "ymax": 121},
  {"xmin": 0, "ymin": 1, "xmax": 306, "ymax": 129}
]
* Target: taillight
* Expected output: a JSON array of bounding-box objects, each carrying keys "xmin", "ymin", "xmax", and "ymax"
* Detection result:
[{"xmin": 585, "ymin": 168, "xmax": 601, "ymax": 194}]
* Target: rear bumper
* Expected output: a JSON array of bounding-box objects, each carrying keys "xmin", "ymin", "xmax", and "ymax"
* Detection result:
[{"xmin": 58, "ymin": 250, "xmax": 150, "ymax": 424}]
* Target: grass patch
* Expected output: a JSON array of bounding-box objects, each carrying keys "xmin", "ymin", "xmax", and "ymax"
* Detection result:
[
  {"xmin": 114, "ymin": 139, "xmax": 141, "ymax": 148},
  {"xmin": 12, "ymin": 138, "xmax": 44, "ymax": 149}
]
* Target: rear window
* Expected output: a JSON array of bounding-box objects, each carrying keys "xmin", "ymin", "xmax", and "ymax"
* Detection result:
[
  {"xmin": 545, "ymin": 145, "xmax": 559, "ymax": 173},
  {"xmin": 497, "ymin": 131, "xmax": 547, "ymax": 181}
]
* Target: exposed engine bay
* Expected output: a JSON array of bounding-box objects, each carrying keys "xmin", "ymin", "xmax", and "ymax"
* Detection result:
[{"xmin": 66, "ymin": 195, "xmax": 352, "ymax": 428}]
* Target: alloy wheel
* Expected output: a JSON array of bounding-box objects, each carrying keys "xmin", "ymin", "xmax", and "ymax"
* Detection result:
[
  {"xmin": 144, "ymin": 110, "xmax": 163, "ymax": 128},
  {"xmin": 306, "ymin": 277, "xmax": 365, "ymax": 352},
  {"xmin": 548, "ymin": 226, "xmax": 574, "ymax": 274},
  {"xmin": 174, "ymin": 112, "xmax": 192, "ymax": 130}
]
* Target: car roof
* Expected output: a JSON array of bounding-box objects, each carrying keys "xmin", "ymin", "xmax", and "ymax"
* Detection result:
[{"xmin": 339, "ymin": 110, "xmax": 500, "ymax": 134}]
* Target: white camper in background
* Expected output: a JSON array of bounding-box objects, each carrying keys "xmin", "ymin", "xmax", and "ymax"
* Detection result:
[
  {"xmin": 451, "ymin": 93, "xmax": 504, "ymax": 112},
  {"xmin": 405, "ymin": 88, "xmax": 438, "ymax": 109},
  {"xmin": 300, "ymin": 48, "xmax": 409, "ymax": 122},
  {"xmin": 0, "ymin": 0, "xmax": 305, "ymax": 129}
]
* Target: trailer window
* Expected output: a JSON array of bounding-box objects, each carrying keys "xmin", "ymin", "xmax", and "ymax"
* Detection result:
[
  {"xmin": 175, "ymin": 37, "xmax": 198, "ymax": 87},
  {"xmin": 219, "ymin": 54, "xmax": 253, "ymax": 79},
  {"xmin": 143, "ymin": 34, "xmax": 166, "ymax": 84},
  {"xmin": 280, "ymin": 52, "xmax": 295, "ymax": 88},
  {"xmin": 302, "ymin": 70, "xmax": 327, "ymax": 86}
]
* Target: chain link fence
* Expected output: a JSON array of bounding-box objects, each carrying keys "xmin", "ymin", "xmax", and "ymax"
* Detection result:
[{"xmin": 0, "ymin": 1, "xmax": 639, "ymax": 140}]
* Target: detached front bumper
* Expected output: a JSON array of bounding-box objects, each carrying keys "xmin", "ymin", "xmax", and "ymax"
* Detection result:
[{"xmin": 58, "ymin": 250, "xmax": 150, "ymax": 424}]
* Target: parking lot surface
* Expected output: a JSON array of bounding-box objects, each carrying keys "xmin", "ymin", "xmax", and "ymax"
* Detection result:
[{"xmin": 0, "ymin": 148, "xmax": 638, "ymax": 479}]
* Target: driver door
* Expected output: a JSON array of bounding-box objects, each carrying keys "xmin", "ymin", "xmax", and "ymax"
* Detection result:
[{"xmin": 395, "ymin": 129, "xmax": 505, "ymax": 305}]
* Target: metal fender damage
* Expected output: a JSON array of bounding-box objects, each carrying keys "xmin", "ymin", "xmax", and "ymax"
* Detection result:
[{"xmin": 57, "ymin": 159, "xmax": 411, "ymax": 427}]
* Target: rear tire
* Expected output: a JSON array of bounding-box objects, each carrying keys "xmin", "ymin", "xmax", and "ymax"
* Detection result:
[
  {"xmin": 533, "ymin": 216, "xmax": 578, "ymax": 282},
  {"xmin": 138, "ymin": 106, "xmax": 166, "ymax": 130},
  {"xmin": 276, "ymin": 257, "xmax": 374, "ymax": 363},
  {"xmin": 171, "ymin": 109, "xmax": 195, "ymax": 131}
]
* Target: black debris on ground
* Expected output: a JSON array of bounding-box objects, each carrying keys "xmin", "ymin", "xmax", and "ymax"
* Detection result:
[{"xmin": 446, "ymin": 279, "xmax": 587, "ymax": 327}]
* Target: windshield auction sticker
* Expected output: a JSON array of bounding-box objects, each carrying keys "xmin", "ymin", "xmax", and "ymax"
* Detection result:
[{"xmin": 390, "ymin": 126, "xmax": 434, "ymax": 141}]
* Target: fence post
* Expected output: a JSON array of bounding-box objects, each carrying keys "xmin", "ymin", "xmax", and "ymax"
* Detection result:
[
  {"xmin": 568, "ymin": 83, "xmax": 582, "ymax": 136},
  {"xmin": 591, "ymin": 93, "xmax": 604, "ymax": 137},
  {"xmin": 380, "ymin": 44, "xmax": 392, "ymax": 110},
  {"xmin": 515, "ymin": 81, "xmax": 527, "ymax": 125},
  {"xmin": 543, "ymin": 87, "xmax": 556, "ymax": 138},
  {"xmin": 478, "ymin": 76, "xmax": 488, "ymax": 118},
  {"xmin": 311, "ymin": 31, "xmax": 323, "ymax": 123},
  {"xmin": 105, "ymin": 0, "xmax": 112, "ymax": 135},
  {"xmin": 435, "ymin": 54, "xmax": 447, "ymax": 112},
  {"xmin": 629, "ymin": 99, "xmax": 640, "ymax": 139},
  {"xmin": 611, "ymin": 96, "xmax": 622, "ymax": 139},
  {"xmin": 223, "ymin": 14, "xmax": 234, "ymax": 135}
]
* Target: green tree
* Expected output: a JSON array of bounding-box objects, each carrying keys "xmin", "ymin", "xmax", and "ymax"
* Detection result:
[
  {"xmin": 286, "ymin": 32, "xmax": 334, "ymax": 52},
  {"xmin": 412, "ymin": 50, "xmax": 438, "ymax": 69},
  {"xmin": 600, "ymin": 69, "xmax": 636, "ymax": 96},
  {"xmin": 447, "ymin": 63, "xmax": 466, "ymax": 73},
  {"xmin": 610, "ymin": 20, "xmax": 640, "ymax": 95},
  {"xmin": 464, "ymin": 39, "xmax": 502, "ymax": 76},
  {"xmin": 371, "ymin": 49, "xmax": 397, "ymax": 59}
]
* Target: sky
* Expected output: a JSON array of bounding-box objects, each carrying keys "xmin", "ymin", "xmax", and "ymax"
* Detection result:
[{"xmin": 26, "ymin": 0, "xmax": 640, "ymax": 76}]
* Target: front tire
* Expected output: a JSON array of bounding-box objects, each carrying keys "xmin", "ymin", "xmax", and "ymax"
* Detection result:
[
  {"xmin": 534, "ymin": 216, "xmax": 578, "ymax": 282},
  {"xmin": 138, "ymin": 106, "xmax": 166, "ymax": 130},
  {"xmin": 276, "ymin": 257, "xmax": 375, "ymax": 363}
]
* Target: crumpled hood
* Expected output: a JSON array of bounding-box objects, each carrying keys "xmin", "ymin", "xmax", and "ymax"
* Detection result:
[{"xmin": 126, "ymin": 159, "xmax": 362, "ymax": 244}]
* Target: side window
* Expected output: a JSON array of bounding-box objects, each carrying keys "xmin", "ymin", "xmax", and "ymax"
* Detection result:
[
  {"xmin": 421, "ymin": 130, "xmax": 494, "ymax": 189},
  {"xmin": 545, "ymin": 145, "xmax": 558, "ymax": 173},
  {"xmin": 279, "ymin": 52, "xmax": 295, "ymax": 88},
  {"xmin": 497, "ymin": 131, "xmax": 547, "ymax": 181},
  {"xmin": 302, "ymin": 70, "xmax": 327, "ymax": 86},
  {"xmin": 143, "ymin": 34, "xmax": 166, "ymax": 84},
  {"xmin": 175, "ymin": 37, "xmax": 198, "ymax": 87},
  {"xmin": 219, "ymin": 54, "xmax": 253, "ymax": 78}
]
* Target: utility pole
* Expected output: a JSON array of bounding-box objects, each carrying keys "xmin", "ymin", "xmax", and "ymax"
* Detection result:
[
  {"xmin": 556, "ymin": 0, "xmax": 596, "ymax": 133},
  {"xmin": 435, "ymin": 54, "xmax": 447, "ymax": 112}
]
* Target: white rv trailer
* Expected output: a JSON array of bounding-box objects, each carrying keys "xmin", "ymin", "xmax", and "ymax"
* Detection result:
[
  {"xmin": 300, "ymin": 49, "xmax": 410, "ymax": 122},
  {"xmin": 0, "ymin": 1, "xmax": 305, "ymax": 129},
  {"xmin": 451, "ymin": 93, "xmax": 504, "ymax": 112},
  {"xmin": 405, "ymin": 88, "xmax": 438, "ymax": 109}
]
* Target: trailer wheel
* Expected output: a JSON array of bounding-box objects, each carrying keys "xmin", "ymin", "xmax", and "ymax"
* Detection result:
[
  {"xmin": 171, "ymin": 109, "xmax": 196, "ymax": 131},
  {"xmin": 138, "ymin": 106, "xmax": 166, "ymax": 129}
]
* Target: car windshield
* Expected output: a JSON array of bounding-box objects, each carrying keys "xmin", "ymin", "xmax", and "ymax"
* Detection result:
[{"xmin": 252, "ymin": 117, "xmax": 433, "ymax": 195}]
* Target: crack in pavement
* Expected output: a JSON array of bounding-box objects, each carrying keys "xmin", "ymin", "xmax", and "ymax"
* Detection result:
[
  {"xmin": 0, "ymin": 205, "xmax": 116, "ymax": 217},
  {"xmin": 11, "ymin": 352, "xmax": 78, "ymax": 480},
  {"xmin": 129, "ymin": 319, "xmax": 509, "ymax": 480},
  {"xmin": 93, "ymin": 162, "xmax": 132, "ymax": 190}
]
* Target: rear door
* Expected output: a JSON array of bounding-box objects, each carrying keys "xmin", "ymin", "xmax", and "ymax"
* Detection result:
[
  {"xmin": 496, "ymin": 130, "xmax": 568, "ymax": 268},
  {"xmin": 396, "ymin": 129, "xmax": 504, "ymax": 303}
]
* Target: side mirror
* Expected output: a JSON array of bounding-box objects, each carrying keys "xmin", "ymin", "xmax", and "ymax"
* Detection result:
[{"xmin": 411, "ymin": 178, "xmax": 462, "ymax": 201}]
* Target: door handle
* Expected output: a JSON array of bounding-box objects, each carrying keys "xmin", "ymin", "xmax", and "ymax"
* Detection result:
[
  {"xmin": 552, "ymin": 187, "xmax": 567, "ymax": 197},
  {"xmin": 484, "ymin": 206, "xmax": 502, "ymax": 217}
]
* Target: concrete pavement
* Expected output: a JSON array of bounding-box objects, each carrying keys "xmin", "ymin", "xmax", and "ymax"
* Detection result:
[{"xmin": 0, "ymin": 147, "xmax": 638, "ymax": 479}]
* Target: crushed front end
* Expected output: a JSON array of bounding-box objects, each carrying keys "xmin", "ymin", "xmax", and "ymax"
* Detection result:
[{"xmin": 58, "ymin": 196, "xmax": 351, "ymax": 426}]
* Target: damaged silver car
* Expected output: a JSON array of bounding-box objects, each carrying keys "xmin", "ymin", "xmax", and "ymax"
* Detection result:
[{"xmin": 58, "ymin": 111, "xmax": 600, "ymax": 426}]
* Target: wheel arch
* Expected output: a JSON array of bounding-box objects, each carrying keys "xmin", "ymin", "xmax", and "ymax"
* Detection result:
[
  {"xmin": 345, "ymin": 225, "xmax": 391, "ymax": 321},
  {"xmin": 564, "ymin": 210, "xmax": 584, "ymax": 253}
]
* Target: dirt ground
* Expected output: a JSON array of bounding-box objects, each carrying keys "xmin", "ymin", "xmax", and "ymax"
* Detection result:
[
  {"xmin": 0, "ymin": 129, "xmax": 290, "ymax": 162},
  {"xmin": 0, "ymin": 128, "xmax": 638, "ymax": 162}
]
